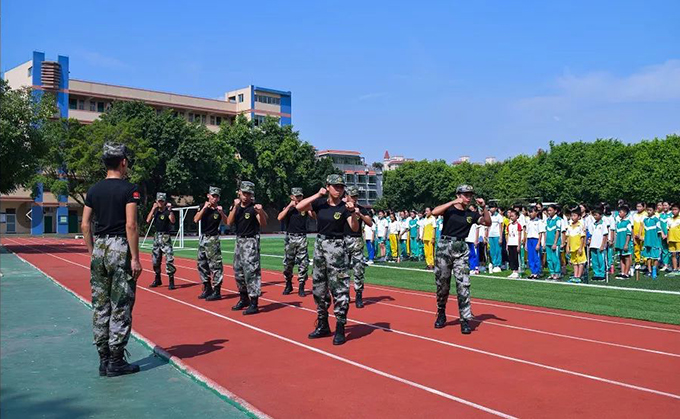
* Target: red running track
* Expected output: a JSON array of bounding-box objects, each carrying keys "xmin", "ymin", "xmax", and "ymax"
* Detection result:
[{"xmin": 3, "ymin": 237, "xmax": 680, "ymax": 418}]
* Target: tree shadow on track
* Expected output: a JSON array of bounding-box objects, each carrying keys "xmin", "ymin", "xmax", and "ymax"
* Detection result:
[
  {"xmin": 1, "ymin": 243, "xmax": 87, "ymax": 254},
  {"xmin": 346, "ymin": 322, "xmax": 392, "ymax": 342},
  {"xmin": 361, "ymin": 295, "xmax": 396, "ymax": 306},
  {"xmin": 445, "ymin": 313, "xmax": 507, "ymax": 331},
  {"xmin": 164, "ymin": 339, "xmax": 229, "ymax": 359}
]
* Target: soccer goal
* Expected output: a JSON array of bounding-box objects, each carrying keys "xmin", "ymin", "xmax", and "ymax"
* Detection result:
[{"xmin": 141, "ymin": 205, "xmax": 201, "ymax": 250}]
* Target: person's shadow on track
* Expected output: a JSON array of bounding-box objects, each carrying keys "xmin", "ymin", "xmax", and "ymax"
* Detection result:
[
  {"xmin": 259, "ymin": 301, "xmax": 302, "ymax": 313},
  {"xmin": 346, "ymin": 322, "xmax": 392, "ymax": 342},
  {"xmin": 164, "ymin": 339, "xmax": 229, "ymax": 359},
  {"xmin": 361, "ymin": 295, "xmax": 396, "ymax": 306},
  {"xmin": 445, "ymin": 313, "xmax": 506, "ymax": 331}
]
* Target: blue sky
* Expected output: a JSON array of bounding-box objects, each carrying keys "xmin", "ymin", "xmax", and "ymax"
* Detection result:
[{"xmin": 3, "ymin": 0, "xmax": 679, "ymax": 164}]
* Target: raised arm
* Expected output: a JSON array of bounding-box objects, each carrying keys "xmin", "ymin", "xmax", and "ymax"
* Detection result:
[
  {"xmin": 146, "ymin": 202, "xmax": 158, "ymax": 224},
  {"xmin": 255, "ymin": 204, "xmax": 268, "ymax": 227},
  {"xmin": 194, "ymin": 201, "xmax": 210, "ymax": 223},
  {"xmin": 297, "ymin": 188, "xmax": 326, "ymax": 213}
]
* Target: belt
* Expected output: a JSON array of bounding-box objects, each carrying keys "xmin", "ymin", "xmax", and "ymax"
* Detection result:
[
  {"xmin": 287, "ymin": 232, "xmax": 306, "ymax": 237},
  {"xmin": 95, "ymin": 234, "xmax": 127, "ymax": 239},
  {"xmin": 317, "ymin": 234, "xmax": 343, "ymax": 241},
  {"xmin": 237, "ymin": 234, "xmax": 260, "ymax": 239},
  {"xmin": 201, "ymin": 233, "xmax": 219, "ymax": 238},
  {"xmin": 440, "ymin": 235, "xmax": 466, "ymax": 241}
]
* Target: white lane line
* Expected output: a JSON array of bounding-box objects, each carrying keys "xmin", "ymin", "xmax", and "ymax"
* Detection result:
[
  {"xmin": 10, "ymin": 238, "xmax": 680, "ymax": 402},
  {"xmin": 4, "ymin": 239, "xmax": 515, "ymax": 419}
]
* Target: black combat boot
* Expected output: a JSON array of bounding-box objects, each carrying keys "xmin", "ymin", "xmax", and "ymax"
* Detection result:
[
  {"xmin": 231, "ymin": 292, "xmax": 250, "ymax": 310},
  {"xmin": 355, "ymin": 290, "xmax": 364, "ymax": 309},
  {"xmin": 243, "ymin": 297, "xmax": 259, "ymax": 315},
  {"xmin": 298, "ymin": 283, "xmax": 306, "ymax": 297},
  {"xmin": 198, "ymin": 282, "xmax": 213, "ymax": 299},
  {"xmin": 333, "ymin": 322, "xmax": 346, "ymax": 346},
  {"xmin": 434, "ymin": 309, "xmax": 447, "ymax": 329},
  {"xmin": 168, "ymin": 275, "xmax": 176, "ymax": 290},
  {"xmin": 460, "ymin": 319, "xmax": 472, "ymax": 335},
  {"xmin": 98, "ymin": 347, "xmax": 110, "ymax": 377},
  {"xmin": 308, "ymin": 315, "xmax": 332, "ymax": 339},
  {"xmin": 149, "ymin": 273, "xmax": 162, "ymax": 288},
  {"xmin": 205, "ymin": 286, "xmax": 221, "ymax": 301},
  {"xmin": 107, "ymin": 348, "xmax": 140, "ymax": 377},
  {"xmin": 282, "ymin": 279, "xmax": 293, "ymax": 295}
]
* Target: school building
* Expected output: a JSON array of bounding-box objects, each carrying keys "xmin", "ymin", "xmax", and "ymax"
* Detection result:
[
  {"xmin": 1, "ymin": 50, "xmax": 292, "ymax": 235},
  {"xmin": 315, "ymin": 150, "xmax": 383, "ymax": 207}
]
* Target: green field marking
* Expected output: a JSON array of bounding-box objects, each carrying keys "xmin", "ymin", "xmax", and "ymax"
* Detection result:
[
  {"xmin": 0, "ymin": 247, "xmax": 253, "ymax": 419},
  {"xmin": 143, "ymin": 237, "xmax": 680, "ymax": 325}
]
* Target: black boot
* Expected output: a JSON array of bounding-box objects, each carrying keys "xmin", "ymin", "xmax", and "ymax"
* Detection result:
[
  {"xmin": 434, "ymin": 309, "xmax": 447, "ymax": 329},
  {"xmin": 308, "ymin": 316, "xmax": 332, "ymax": 339},
  {"xmin": 243, "ymin": 297, "xmax": 259, "ymax": 315},
  {"xmin": 205, "ymin": 286, "xmax": 221, "ymax": 301},
  {"xmin": 298, "ymin": 283, "xmax": 306, "ymax": 297},
  {"xmin": 107, "ymin": 348, "xmax": 140, "ymax": 377},
  {"xmin": 149, "ymin": 273, "xmax": 162, "ymax": 288},
  {"xmin": 231, "ymin": 292, "xmax": 250, "ymax": 311},
  {"xmin": 460, "ymin": 319, "xmax": 472, "ymax": 335},
  {"xmin": 282, "ymin": 279, "xmax": 293, "ymax": 295},
  {"xmin": 168, "ymin": 275, "xmax": 176, "ymax": 290},
  {"xmin": 97, "ymin": 347, "xmax": 110, "ymax": 377},
  {"xmin": 198, "ymin": 282, "xmax": 213, "ymax": 299},
  {"xmin": 355, "ymin": 290, "xmax": 364, "ymax": 309},
  {"xmin": 333, "ymin": 322, "xmax": 346, "ymax": 346}
]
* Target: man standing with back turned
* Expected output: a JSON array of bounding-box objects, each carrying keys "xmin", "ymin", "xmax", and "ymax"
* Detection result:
[{"xmin": 82, "ymin": 142, "xmax": 142, "ymax": 377}]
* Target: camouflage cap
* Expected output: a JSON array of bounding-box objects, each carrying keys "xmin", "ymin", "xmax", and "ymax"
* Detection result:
[
  {"xmin": 209, "ymin": 186, "xmax": 221, "ymax": 196},
  {"xmin": 347, "ymin": 186, "xmax": 360, "ymax": 197},
  {"xmin": 240, "ymin": 181, "xmax": 255, "ymax": 194},
  {"xmin": 156, "ymin": 192, "xmax": 167, "ymax": 201},
  {"xmin": 326, "ymin": 174, "xmax": 345, "ymax": 186},
  {"xmin": 102, "ymin": 142, "xmax": 129, "ymax": 159},
  {"xmin": 291, "ymin": 187, "xmax": 303, "ymax": 196},
  {"xmin": 456, "ymin": 184, "xmax": 475, "ymax": 194}
]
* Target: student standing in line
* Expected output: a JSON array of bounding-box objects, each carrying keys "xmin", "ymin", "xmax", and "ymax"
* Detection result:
[
  {"xmin": 505, "ymin": 209, "xmax": 522, "ymax": 279},
  {"xmin": 588, "ymin": 208, "xmax": 609, "ymax": 281},
  {"xmin": 565, "ymin": 208, "xmax": 587, "ymax": 283},
  {"xmin": 422, "ymin": 207, "xmax": 437, "ymax": 270},
  {"xmin": 487, "ymin": 204, "xmax": 504, "ymax": 272},
  {"xmin": 525, "ymin": 206, "xmax": 545, "ymax": 279},
  {"xmin": 642, "ymin": 204, "xmax": 665, "ymax": 280},
  {"xmin": 614, "ymin": 205, "xmax": 634, "ymax": 279},
  {"xmin": 666, "ymin": 203, "xmax": 680, "ymax": 275},
  {"xmin": 545, "ymin": 204, "xmax": 564, "ymax": 280}
]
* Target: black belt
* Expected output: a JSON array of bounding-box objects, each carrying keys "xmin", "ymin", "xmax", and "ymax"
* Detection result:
[
  {"xmin": 237, "ymin": 234, "xmax": 259, "ymax": 239},
  {"xmin": 287, "ymin": 232, "xmax": 306, "ymax": 237},
  {"xmin": 317, "ymin": 234, "xmax": 343, "ymax": 241},
  {"xmin": 202, "ymin": 233, "xmax": 219, "ymax": 237},
  {"xmin": 440, "ymin": 235, "xmax": 466, "ymax": 241}
]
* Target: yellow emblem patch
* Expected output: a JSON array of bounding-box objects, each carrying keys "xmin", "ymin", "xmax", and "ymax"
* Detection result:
[
  {"xmin": 245, "ymin": 213, "xmax": 251, "ymax": 220},
  {"xmin": 334, "ymin": 212, "xmax": 342, "ymax": 220},
  {"xmin": 301, "ymin": 211, "xmax": 306, "ymax": 217},
  {"xmin": 160, "ymin": 215, "xmax": 165, "ymax": 220},
  {"xmin": 213, "ymin": 213, "xmax": 219, "ymax": 219},
  {"xmin": 467, "ymin": 216, "xmax": 472, "ymax": 224}
]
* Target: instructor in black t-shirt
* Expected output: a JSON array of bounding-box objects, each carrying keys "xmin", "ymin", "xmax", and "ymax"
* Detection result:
[
  {"xmin": 296, "ymin": 174, "xmax": 359, "ymax": 345},
  {"xmin": 431, "ymin": 185, "xmax": 491, "ymax": 335},
  {"xmin": 82, "ymin": 142, "xmax": 141, "ymax": 377},
  {"xmin": 227, "ymin": 181, "xmax": 268, "ymax": 314},
  {"xmin": 278, "ymin": 187, "xmax": 314, "ymax": 297}
]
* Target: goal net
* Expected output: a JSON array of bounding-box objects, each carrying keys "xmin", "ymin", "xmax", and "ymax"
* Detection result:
[{"xmin": 141, "ymin": 205, "xmax": 202, "ymax": 250}]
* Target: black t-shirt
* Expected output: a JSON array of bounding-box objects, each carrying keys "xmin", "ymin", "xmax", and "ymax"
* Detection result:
[
  {"xmin": 344, "ymin": 204, "xmax": 368, "ymax": 237},
  {"xmin": 154, "ymin": 208, "xmax": 172, "ymax": 233},
  {"xmin": 311, "ymin": 198, "xmax": 351, "ymax": 238},
  {"xmin": 201, "ymin": 207, "xmax": 222, "ymax": 236},
  {"xmin": 284, "ymin": 207, "xmax": 308, "ymax": 234},
  {"xmin": 85, "ymin": 178, "xmax": 140, "ymax": 236},
  {"xmin": 442, "ymin": 207, "xmax": 481, "ymax": 239},
  {"xmin": 235, "ymin": 204, "xmax": 260, "ymax": 237}
]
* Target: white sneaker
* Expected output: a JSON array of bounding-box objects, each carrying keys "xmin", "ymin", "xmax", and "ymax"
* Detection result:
[
  {"xmin": 493, "ymin": 267, "xmax": 502, "ymax": 273},
  {"xmin": 508, "ymin": 272, "xmax": 519, "ymax": 279},
  {"xmin": 366, "ymin": 260, "xmax": 374, "ymax": 265}
]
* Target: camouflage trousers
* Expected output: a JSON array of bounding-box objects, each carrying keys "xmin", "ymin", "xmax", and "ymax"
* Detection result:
[
  {"xmin": 434, "ymin": 236, "xmax": 473, "ymax": 320},
  {"xmin": 234, "ymin": 236, "xmax": 262, "ymax": 298},
  {"xmin": 90, "ymin": 236, "xmax": 136, "ymax": 352},
  {"xmin": 312, "ymin": 236, "xmax": 350, "ymax": 324},
  {"xmin": 344, "ymin": 236, "xmax": 366, "ymax": 291},
  {"xmin": 197, "ymin": 235, "xmax": 223, "ymax": 288},
  {"xmin": 152, "ymin": 232, "xmax": 176, "ymax": 275},
  {"xmin": 283, "ymin": 233, "xmax": 309, "ymax": 284}
]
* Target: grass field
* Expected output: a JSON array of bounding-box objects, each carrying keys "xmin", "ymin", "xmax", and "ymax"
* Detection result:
[{"xmin": 142, "ymin": 236, "xmax": 680, "ymax": 325}]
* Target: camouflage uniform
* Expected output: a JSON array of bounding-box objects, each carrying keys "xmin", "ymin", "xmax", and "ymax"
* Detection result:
[
  {"xmin": 283, "ymin": 234, "xmax": 309, "ymax": 284},
  {"xmin": 152, "ymin": 233, "xmax": 176, "ymax": 275},
  {"xmin": 91, "ymin": 237, "xmax": 137, "ymax": 352},
  {"xmin": 344, "ymin": 236, "xmax": 365, "ymax": 292},
  {"xmin": 313, "ymin": 237, "xmax": 350, "ymax": 324},
  {"xmin": 197, "ymin": 235, "xmax": 223, "ymax": 288},
  {"xmin": 434, "ymin": 236, "xmax": 473, "ymax": 319},
  {"xmin": 233, "ymin": 237, "xmax": 262, "ymax": 298}
]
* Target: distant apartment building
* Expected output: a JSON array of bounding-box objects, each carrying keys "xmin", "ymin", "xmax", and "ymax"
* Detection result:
[
  {"xmin": 383, "ymin": 150, "xmax": 414, "ymax": 171},
  {"xmin": 315, "ymin": 150, "xmax": 383, "ymax": 207},
  {"xmin": 485, "ymin": 157, "xmax": 497, "ymax": 165},
  {"xmin": 1, "ymin": 50, "xmax": 292, "ymax": 234}
]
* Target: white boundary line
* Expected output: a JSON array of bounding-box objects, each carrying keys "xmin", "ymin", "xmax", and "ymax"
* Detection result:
[{"xmin": 8, "ymin": 238, "xmax": 680, "ymax": 403}]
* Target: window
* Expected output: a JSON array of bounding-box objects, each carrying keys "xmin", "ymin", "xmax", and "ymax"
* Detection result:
[
  {"xmin": 188, "ymin": 113, "xmax": 194, "ymax": 122},
  {"xmin": 253, "ymin": 115, "xmax": 266, "ymax": 126},
  {"xmin": 369, "ymin": 191, "xmax": 378, "ymax": 199},
  {"xmin": 358, "ymin": 175, "xmax": 367, "ymax": 183},
  {"xmin": 369, "ymin": 175, "xmax": 377, "ymax": 184},
  {"xmin": 89, "ymin": 101, "xmax": 96, "ymax": 111},
  {"xmin": 97, "ymin": 102, "xmax": 105, "ymax": 112},
  {"xmin": 238, "ymin": 94, "xmax": 244, "ymax": 103},
  {"xmin": 69, "ymin": 98, "xmax": 77, "ymax": 110},
  {"xmin": 28, "ymin": 66, "xmax": 32, "ymax": 77},
  {"xmin": 78, "ymin": 100, "xmax": 84, "ymax": 110},
  {"xmin": 210, "ymin": 115, "xmax": 216, "ymax": 125},
  {"xmin": 228, "ymin": 96, "xmax": 236, "ymax": 103},
  {"xmin": 215, "ymin": 116, "xmax": 222, "ymax": 125},
  {"xmin": 345, "ymin": 174, "xmax": 355, "ymax": 183}
]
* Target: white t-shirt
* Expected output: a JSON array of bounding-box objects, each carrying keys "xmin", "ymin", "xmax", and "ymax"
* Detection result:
[
  {"xmin": 399, "ymin": 220, "xmax": 409, "ymax": 237},
  {"xmin": 518, "ymin": 213, "xmax": 528, "ymax": 229},
  {"xmin": 506, "ymin": 222, "xmax": 522, "ymax": 246},
  {"xmin": 388, "ymin": 220, "xmax": 400, "ymax": 236},
  {"xmin": 477, "ymin": 225, "xmax": 487, "ymax": 243},
  {"xmin": 363, "ymin": 223, "xmax": 375, "ymax": 241},
  {"xmin": 588, "ymin": 219, "xmax": 609, "ymax": 249},
  {"xmin": 376, "ymin": 218, "xmax": 389, "ymax": 238},
  {"xmin": 525, "ymin": 217, "xmax": 546, "ymax": 239},
  {"xmin": 465, "ymin": 224, "xmax": 478, "ymax": 243},
  {"xmin": 489, "ymin": 213, "xmax": 504, "ymax": 237}
]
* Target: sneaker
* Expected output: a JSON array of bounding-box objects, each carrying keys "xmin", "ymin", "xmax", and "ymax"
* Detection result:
[
  {"xmin": 508, "ymin": 272, "xmax": 519, "ymax": 279},
  {"xmin": 492, "ymin": 267, "xmax": 502, "ymax": 273},
  {"xmin": 366, "ymin": 260, "xmax": 374, "ymax": 265}
]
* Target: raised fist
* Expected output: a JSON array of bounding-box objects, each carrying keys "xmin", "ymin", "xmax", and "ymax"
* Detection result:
[
  {"xmin": 476, "ymin": 197, "xmax": 486, "ymax": 208},
  {"xmin": 217, "ymin": 205, "xmax": 224, "ymax": 213},
  {"xmin": 318, "ymin": 187, "xmax": 328, "ymax": 196},
  {"xmin": 234, "ymin": 198, "xmax": 241, "ymax": 207},
  {"xmin": 346, "ymin": 201, "xmax": 355, "ymax": 211},
  {"xmin": 254, "ymin": 204, "xmax": 263, "ymax": 211},
  {"xmin": 203, "ymin": 201, "xmax": 211, "ymax": 210}
]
